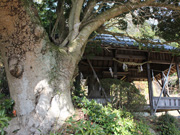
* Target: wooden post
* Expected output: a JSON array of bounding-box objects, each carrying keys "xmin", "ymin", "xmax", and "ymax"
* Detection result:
[
  {"xmin": 87, "ymin": 75, "xmax": 101, "ymax": 98},
  {"xmin": 176, "ymin": 61, "xmax": 180, "ymax": 89},
  {"xmin": 74, "ymin": 73, "xmax": 81, "ymax": 96},
  {"xmin": 87, "ymin": 59, "xmax": 109, "ymax": 100},
  {"xmin": 161, "ymin": 72, "xmax": 167, "ymax": 97},
  {"xmin": 114, "ymin": 62, "xmax": 117, "ymax": 79},
  {"xmin": 126, "ymin": 76, "xmax": 131, "ymax": 105},
  {"xmin": 161, "ymin": 72, "xmax": 168, "ymax": 114},
  {"xmin": 113, "ymin": 50, "xmax": 118, "ymax": 79},
  {"xmin": 147, "ymin": 63, "xmax": 154, "ymax": 115}
]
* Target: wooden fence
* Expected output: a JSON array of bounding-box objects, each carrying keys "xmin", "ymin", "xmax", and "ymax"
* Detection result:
[{"xmin": 153, "ymin": 97, "xmax": 180, "ymax": 110}]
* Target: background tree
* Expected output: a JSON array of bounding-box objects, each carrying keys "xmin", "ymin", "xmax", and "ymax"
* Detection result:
[{"xmin": 0, "ymin": 0, "xmax": 180, "ymax": 134}]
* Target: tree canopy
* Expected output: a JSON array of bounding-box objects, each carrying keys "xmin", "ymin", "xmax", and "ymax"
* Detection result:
[{"xmin": 34, "ymin": 0, "xmax": 180, "ymax": 48}]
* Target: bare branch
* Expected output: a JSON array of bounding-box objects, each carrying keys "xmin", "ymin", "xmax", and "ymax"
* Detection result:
[
  {"xmin": 82, "ymin": 0, "xmax": 97, "ymax": 23},
  {"xmin": 66, "ymin": 0, "xmax": 84, "ymax": 43},
  {"xmin": 68, "ymin": 1, "xmax": 155, "ymax": 53},
  {"xmin": 69, "ymin": 0, "xmax": 84, "ymax": 32},
  {"xmin": 51, "ymin": 0, "xmax": 67, "ymax": 44},
  {"xmin": 81, "ymin": 0, "xmax": 154, "ymax": 34}
]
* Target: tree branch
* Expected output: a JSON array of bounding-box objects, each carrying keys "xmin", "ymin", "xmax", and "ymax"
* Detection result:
[
  {"xmin": 67, "ymin": 0, "xmax": 180, "ymax": 53},
  {"xmin": 81, "ymin": 0, "xmax": 97, "ymax": 23},
  {"xmin": 84, "ymin": 2, "xmax": 153, "ymax": 32},
  {"xmin": 51, "ymin": 0, "xmax": 68, "ymax": 44},
  {"xmin": 69, "ymin": 0, "xmax": 84, "ymax": 31},
  {"xmin": 65, "ymin": 0, "xmax": 84, "ymax": 43},
  {"xmin": 68, "ymin": 1, "xmax": 154, "ymax": 53},
  {"xmin": 149, "ymin": 2, "xmax": 180, "ymax": 11}
]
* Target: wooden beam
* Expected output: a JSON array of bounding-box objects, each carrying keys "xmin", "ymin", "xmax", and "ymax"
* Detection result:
[
  {"xmin": 83, "ymin": 57, "xmax": 174, "ymax": 65},
  {"xmin": 82, "ymin": 66, "xmax": 145, "ymax": 71},
  {"xmin": 154, "ymin": 76, "xmax": 162, "ymax": 88},
  {"xmin": 100, "ymin": 45, "xmax": 173, "ymax": 54},
  {"xmin": 83, "ymin": 56, "xmax": 113, "ymax": 60},
  {"xmin": 147, "ymin": 63, "xmax": 154, "ymax": 115},
  {"xmin": 116, "ymin": 54, "xmax": 146, "ymax": 60},
  {"xmin": 128, "ymin": 76, "xmax": 147, "ymax": 80},
  {"xmin": 80, "ymin": 65, "xmax": 110, "ymax": 69},
  {"xmin": 80, "ymin": 61, "xmax": 89, "ymax": 66},
  {"xmin": 128, "ymin": 68, "xmax": 139, "ymax": 71},
  {"xmin": 150, "ymin": 60, "xmax": 175, "ymax": 65},
  {"xmin": 121, "ymin": 76, "xmax": 126, "ymax": 81},
  {"xmin": 93, "ymin": 67, "xmax": 109, "ymax": 69},
  {"xmin": 103, "ymin": 71, "xmax": 129, "ymax": 76},
  {"xmin": 84, "ymin": 56, "xmax": 146, "ymax": 61}
]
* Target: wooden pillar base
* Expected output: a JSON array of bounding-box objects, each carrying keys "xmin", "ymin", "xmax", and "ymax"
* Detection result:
[{"xmin": 147, "ymin": 63, "xmax": 154, "ymax": 115}]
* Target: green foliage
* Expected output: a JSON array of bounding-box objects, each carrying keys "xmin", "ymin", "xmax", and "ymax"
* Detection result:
[
  {"xmin": 0, "ymin": 94, "xmax": 14, "ymax": 135},
  {"xmin": 0, "ymin": 110, "xmax": 10, "ymax": 135},
  {"xmin": 131, "ymin": 6, "xmax": 180, "ymax": 42},
  {"xmin": 72, "ymin": 80, "xmax": 87, "ymax": 108},
  {"xmin": 72, "ymin": 88, "xmax": 85, "ymax": 99},
  {"xmin": 0, "ymin": 94, "xmax": 14, "ymax": 115},
  {"xmin": 117, "ymin": 19, "xmax": 128, "ymax": 30},
  {"xmin": 135, "ymin": 120, "xmax": 153, "ymax": 135},
  {"xmin": 34, "ymin": 0, "xmax": 57, "ymax": 34},
  {"xmin": 105, "ymin": 17, "xmax": 128, "ymax": 33},
  {"xmin": 157, "ymin": 16, "xmax": 180, "ymax": 42},
  {"xmin": 49, "ymin": 132, "xmax": 61, "ymax": 135},
  {"xmin": 64, "ymin": 97, "xmax": 151, "ymax": 135},
  {"xmin": 72, "ymin": 78, "xmax": 86, "ymax": 99},
  {"xmin": 157, "ymin": 114, "xmax": 180, "ymax": 135},
  {"xmin": 101, "ymin": 79, "xmax": 146, "ymax": 112},
  {"xmin": 84, "ymin": 43, "xmax": 103, "ymax": 59},
  {"xmin": 66, "ymin": 117, "xmax": 105, "ymax": 135},
  {"xmin": 0, "ymin": 57, "xmax": 12, "ymax": 134},
  {"xmin": 72, "ymin": 96, "xmax": 85, "ymax": 108},
  {"xmin": 0, "ymin": 65, "xmax": 9, "ymax": 95},
  {"xmin": 140, "ymin": 22, "xmax": 156, "ymax": 40}
]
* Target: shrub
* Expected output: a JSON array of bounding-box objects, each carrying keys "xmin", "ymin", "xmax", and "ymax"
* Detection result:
[
  {"xmin": 101, "ymin": 79, "xmax": 146, "ymax": 112},
  {"xmin": 66, "ymin": 118, "xmax": 105, "ymax": 135},
  {"xmin": 0, "ymin": 94, "xmax": 14, "ymax": 135},
  {"xmin": 0, "ymin": 60, "xmax": 9, "ymax": 95},
  {"xmin": 64, "ymin": 97, "xmax": 151, "ymax": 135},
  {"xmin": 157, "ymin": 114, "xmax": 180, "ymax": 135},
  {"xmin": 0, "ymin": 110, "xmax": 10, "ymax": 135}
]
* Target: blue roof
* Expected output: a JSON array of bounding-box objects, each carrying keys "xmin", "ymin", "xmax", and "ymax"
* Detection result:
[{"xmin": 92, "ymin": 34, "xmax": 176, "ymax": 50}]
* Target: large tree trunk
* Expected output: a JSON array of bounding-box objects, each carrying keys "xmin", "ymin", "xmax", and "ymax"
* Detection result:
[{"xmin": 0, "ymin": 1, "xmax": 77, "ymax": 134}]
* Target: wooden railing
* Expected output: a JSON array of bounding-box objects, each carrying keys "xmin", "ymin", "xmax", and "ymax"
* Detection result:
[{"xmin": 153, "ymin": 97, "xmax": 180, "ymax": 110}]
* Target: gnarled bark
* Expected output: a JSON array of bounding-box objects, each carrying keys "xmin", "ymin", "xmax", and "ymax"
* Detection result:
[{"xmin": 0, "ymin": 1, "xmax": 75, "ymax": 134}]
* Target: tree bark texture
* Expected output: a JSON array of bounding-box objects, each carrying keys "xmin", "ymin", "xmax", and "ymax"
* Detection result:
[{"xmin": 0, "ymin": 1, "xmax": 76, "ymax": 134}]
